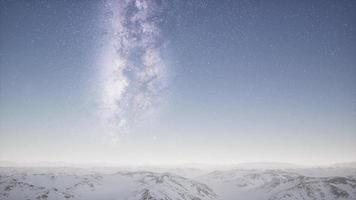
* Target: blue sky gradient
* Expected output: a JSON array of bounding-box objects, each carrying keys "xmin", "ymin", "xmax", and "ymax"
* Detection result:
[{"xmin": 0, "ymin": 0, "xmax": 355, "ymax": 165}]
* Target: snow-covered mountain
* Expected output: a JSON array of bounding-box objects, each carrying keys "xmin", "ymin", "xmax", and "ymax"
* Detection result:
[
  {"xmin": 269, "ymin": 176, "xmax": 356, "ymax": 200},
  {"xmin": 1, "ymin": 166, "xmax": 356, "ymax": 200},
  {"xmin": 0, "ymin": 169, "xmax": 217, "ymax": 200},
  {"xmin": 198, "ymin": 169, "xmax": 356, "ymax": 200}
]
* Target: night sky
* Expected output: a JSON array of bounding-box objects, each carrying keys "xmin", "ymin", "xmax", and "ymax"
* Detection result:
[{"xmin": 0, "ymin": 0, "xmax": 355, "ymax": 165}]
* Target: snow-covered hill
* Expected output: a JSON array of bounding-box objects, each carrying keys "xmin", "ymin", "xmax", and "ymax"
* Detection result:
[
  {"xmin": 270, "ymin": 176, "xmax": 356, "ymax": 200},
  {"xmin": 0, "ymin": 169, "xmax": 217, "ymax": 200},
  {"xmin": 1, "ymin": 166, "xmax": 355, "ymax": 200},
  {"xmin": 198, "ymin": 169, "xmax": 356, "ymax": 200}
]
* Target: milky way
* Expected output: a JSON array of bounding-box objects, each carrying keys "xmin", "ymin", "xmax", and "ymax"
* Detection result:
[{"xmin": 99, "ymin": 0, "xmax": 167, "ymax": 141}]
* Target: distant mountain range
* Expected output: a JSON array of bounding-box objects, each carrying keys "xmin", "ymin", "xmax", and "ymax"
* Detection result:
[
  {"xmin": 0, "ymin": 170, "xmax": 217, "ymax": 200},
  {"xmin": 2, "ymin": 161, "xmax": 356, "ymax": 168},
  {"xmin": 331, "ymin": 162, "xmax": 356, "ymax": 168},
  {"xmin": 0, "ymin": 162, "xmax": 355, "ymax": 200},
  {"xmin": 198, "ymin": 168, "xmax": 356, "ymax": 200}
]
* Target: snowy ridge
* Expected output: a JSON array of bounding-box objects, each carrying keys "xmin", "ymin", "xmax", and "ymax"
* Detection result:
[
  {"xmin": 198, "ymin": 169, "xmax": 356, "ymax": 200},
  {"xmin": 1, "ymin": 167, "xmax": 356, "ymax": 200},
  {"xmin": 270, "ymin": 176, "xmax": 356, "ymax": 200},
  {"xmin": 0, "ymin": 169, "xmax": 217, "ymax": 200}
]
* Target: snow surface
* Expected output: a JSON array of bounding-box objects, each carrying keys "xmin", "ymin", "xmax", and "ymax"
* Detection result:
[{"xmin": 0, "ymin": 165, "xmax": 355, "ymax": 200}]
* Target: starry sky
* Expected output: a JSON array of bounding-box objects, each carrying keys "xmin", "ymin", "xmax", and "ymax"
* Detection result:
[{"xmin": 0, "ymin": 0, "xmax": 355, "ymax": 165}]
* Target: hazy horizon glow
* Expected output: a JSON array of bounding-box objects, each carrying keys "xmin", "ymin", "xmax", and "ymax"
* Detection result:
[{"xmin": 0, "ymin": 0, "xmax": 355, "ymax": 166}]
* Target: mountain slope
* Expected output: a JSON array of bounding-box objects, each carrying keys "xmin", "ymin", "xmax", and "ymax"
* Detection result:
[
  {"xmin": 198, "ymin": 169, "xmax": 356, "ymax": 200},
  {"xmin": 0, "ymin": 169, "xmax": 217, "ymax": 200},
  {"xmin": 1, "ymin": 167, "xmax": 356, "ymax": 200}
]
